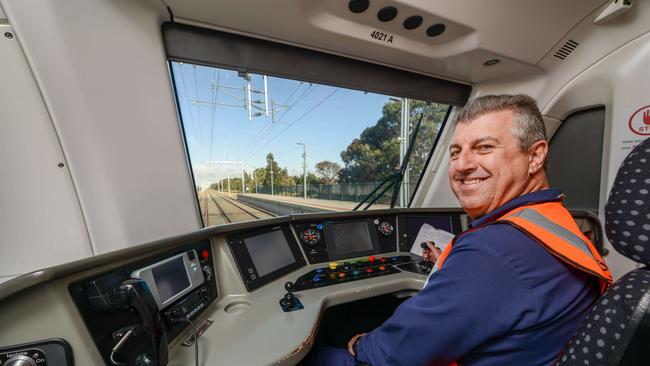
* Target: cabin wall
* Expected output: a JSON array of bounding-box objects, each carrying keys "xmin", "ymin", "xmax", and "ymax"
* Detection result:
[{"xmin": 0, "ymin": 0, "xmax": 201, "ymax": 279}]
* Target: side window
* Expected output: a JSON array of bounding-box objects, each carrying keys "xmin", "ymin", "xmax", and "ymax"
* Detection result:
[{"xmin": 546, "ymin": 107, "xmax": 605, "ymax": 212}]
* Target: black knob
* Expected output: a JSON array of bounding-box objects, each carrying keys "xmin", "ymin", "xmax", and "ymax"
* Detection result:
[
  {"xmin": 284, "ymin": 281, "xmax": 294, "ymax": 292},
  {"xmin": 421, "ymin": 242, "xmax": 428, "ymax": 249},
  {"xmin": 284, "ymin": 292, "xmax": 295, "ymax": 307}
]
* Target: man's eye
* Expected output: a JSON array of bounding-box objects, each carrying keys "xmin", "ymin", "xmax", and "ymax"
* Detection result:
[
  {"xmin": 477, "ymin": 145, "xmax": 493, "ymax": 153},
  {"xmin": 449, "ymin": 151, "xmax": 459, "ymax": 159}
]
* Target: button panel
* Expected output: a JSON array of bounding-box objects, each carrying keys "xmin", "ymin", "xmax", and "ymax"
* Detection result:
[{"xmin": 291, "ymin": 255, "xmax": 412, "ymax": 291}]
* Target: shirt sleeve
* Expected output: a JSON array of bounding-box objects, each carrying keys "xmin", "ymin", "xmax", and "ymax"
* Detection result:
[{"xmin": 355, "ymin": 231, "xmax": 534, "ymax": 366}]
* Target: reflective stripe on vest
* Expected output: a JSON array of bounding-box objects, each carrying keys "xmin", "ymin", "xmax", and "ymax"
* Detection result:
[{"xmin": 436, "ymin": 201, "xmax": 613, "ymax": 294}]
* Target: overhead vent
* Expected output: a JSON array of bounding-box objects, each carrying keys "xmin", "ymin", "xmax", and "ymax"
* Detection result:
[{"xmin": 553, "ymin": 40, "xmax": 580, "ymax": 60}]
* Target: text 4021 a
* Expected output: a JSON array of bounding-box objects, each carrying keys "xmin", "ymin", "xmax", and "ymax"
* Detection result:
[{"xmin": 370, "ymin": 30, "xmax": 394, "ymax": 44}]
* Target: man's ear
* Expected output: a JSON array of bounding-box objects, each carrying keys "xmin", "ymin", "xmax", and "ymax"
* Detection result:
[{"xmin": 528, "ymin": 140, "xmax": 548, "ymax": 174}]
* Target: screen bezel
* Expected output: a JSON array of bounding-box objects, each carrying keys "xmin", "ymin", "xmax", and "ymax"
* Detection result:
[
  {"xmin": 130, "ymin": 250, "xmax": 205, "ymax": 310},
  {"xmin": 227, "ymin": 224, "xmax": 306, "ymax": 292},
  {"xmin": 323, "ymin": 218, "xmax": 381, "ymax": 260}
]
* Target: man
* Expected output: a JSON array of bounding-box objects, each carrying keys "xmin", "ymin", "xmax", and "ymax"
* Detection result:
[{"xmin": 306, "ymin": 94, "xmax": 612, "ymax": 366}]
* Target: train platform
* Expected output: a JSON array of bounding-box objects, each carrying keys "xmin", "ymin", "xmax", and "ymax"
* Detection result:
[{"xmin": 238, "ymin": 193, "xmax": 390, "ymax": 215}]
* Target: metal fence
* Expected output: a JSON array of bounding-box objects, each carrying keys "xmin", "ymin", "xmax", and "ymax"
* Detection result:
[{"xmin": 255, "ymin": 182, "xmax": 418, "ymax": 206}]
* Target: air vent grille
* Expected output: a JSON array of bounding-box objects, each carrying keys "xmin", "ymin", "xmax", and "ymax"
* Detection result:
[{"xmin": 554, "ymin": 40, "xmax": 579, "ymax": 60}]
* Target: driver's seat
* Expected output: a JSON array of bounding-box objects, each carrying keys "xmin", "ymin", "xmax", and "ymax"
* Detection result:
[{"xmin": 557, "ymin": 138, "xmax": 650, "ymax": 365}]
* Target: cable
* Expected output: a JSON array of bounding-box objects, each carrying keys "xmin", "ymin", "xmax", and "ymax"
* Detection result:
[
  {"xmin": 245, "ymin": 88, "xmax": 339, "ymax": 160},
  {"xmin": 183, "ymin": 317, "xmax": 199, "ymax": 366}
]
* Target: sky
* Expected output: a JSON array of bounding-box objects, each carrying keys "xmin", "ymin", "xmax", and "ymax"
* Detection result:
[{"xmin": 170, "ymin": 62, "xmax": 399, "ymax": 186}]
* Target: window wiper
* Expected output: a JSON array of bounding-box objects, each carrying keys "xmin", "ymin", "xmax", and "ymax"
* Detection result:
[{"xmin": 353, "ymin": 114, "xmax": 424, "ymax": 210}]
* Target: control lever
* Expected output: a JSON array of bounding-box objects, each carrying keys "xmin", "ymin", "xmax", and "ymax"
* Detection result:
[{"xmin": 279, "ymin": 281, "xmax": 303, "ymax": 312}]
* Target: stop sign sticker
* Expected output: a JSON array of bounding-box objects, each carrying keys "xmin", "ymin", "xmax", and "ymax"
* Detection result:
[{"xmin": 629, "ymin": 105, "xmax": 650, "ymax": 136}]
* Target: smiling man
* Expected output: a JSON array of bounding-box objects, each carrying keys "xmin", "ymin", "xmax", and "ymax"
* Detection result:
[{"xmin": 307, "ymin": 95, "xmax": 613, "ymax": 366}]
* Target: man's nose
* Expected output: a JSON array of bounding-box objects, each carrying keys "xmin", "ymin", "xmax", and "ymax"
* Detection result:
[{"xmin": 453, "ymin": 150, "xmax": 477, "ymax": 173}]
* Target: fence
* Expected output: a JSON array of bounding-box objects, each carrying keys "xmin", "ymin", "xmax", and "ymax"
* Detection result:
[{"xmin": 255, "ymin": 182, "xmax": 418, "ymax": 206}]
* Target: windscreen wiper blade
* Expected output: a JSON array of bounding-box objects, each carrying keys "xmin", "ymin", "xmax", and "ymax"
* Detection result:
[{"xmin": 353, "ymin": 114, "xmax": 424, "ymax": 210}]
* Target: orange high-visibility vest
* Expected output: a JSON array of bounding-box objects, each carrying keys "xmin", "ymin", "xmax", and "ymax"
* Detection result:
[
  {"xmin": 437, "ymin": 201, "xmax": 612, "ymax": 292},
  {"xmin": 434, "ymin": 201, "xmax": 613, "ymax": 366}
]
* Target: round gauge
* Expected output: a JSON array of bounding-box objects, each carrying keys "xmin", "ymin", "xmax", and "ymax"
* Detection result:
[
  {"xmin": 377, "ymin": 221, "xmax": 394, "ymax": 237},
  {"xmin": 301, "ymin": 228, "xmax": 321, "ymax": 246}
]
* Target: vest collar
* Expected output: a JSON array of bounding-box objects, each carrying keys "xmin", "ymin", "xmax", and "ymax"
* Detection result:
[{"xmin": 470, "ymin": 189, "xmax": 564, "ymax": 228}]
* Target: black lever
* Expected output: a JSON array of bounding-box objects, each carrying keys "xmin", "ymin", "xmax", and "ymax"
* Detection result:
[{"xmin": 280, "ymin": 281, "xmax": 303, "ymax": 312}]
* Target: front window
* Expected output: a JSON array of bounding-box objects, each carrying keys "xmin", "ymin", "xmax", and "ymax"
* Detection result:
[{"xmin": 170, "ymin": 62, "xmax": 450, "ymax": 226}]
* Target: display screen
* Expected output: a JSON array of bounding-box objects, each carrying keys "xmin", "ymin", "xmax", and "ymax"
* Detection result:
[
  {"xmin": 244, "ymin": 230, "xmax": 296, "ymax": 277},
  {"xmin": 152, "ymin": 257, "xmax": 191, "ymax": 303},
  {"xmin": 325, "ymin": 221, "xmax": 374, "ymax": 259}
]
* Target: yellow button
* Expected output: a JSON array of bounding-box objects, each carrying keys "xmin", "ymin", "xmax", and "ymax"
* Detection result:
[{"xmin": 328, "ymin": 262, "xmax": 338, "ymax": 270}]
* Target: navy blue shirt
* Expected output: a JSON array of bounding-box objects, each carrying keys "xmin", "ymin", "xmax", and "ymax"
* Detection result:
[{"xmin": 356, "ymin": 189, "xmax": 599, "ymax": 366}]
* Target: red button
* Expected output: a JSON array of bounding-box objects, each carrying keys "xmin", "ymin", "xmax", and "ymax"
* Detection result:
[
  {"xmin": 367, "ymin": 268, "xmax": 373, "ymax": 273},
  {"xmin": 368, "ymin": 255, "xmax": 376, "ymax": 262},
  {"xmin": 379, "ymin": 257, "xmax": 387, "ymax": 263},
  {"xmin": 201, "ymin": 250, "xmax": 209, "ymax": 259}
]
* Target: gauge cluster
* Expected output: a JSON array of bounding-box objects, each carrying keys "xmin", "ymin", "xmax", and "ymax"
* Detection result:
[{"xmin": 293, "ymin": 216, "xmax": 398, "ymax": 264}]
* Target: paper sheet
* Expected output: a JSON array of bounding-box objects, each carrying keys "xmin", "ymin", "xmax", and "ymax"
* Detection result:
[{"xmin": 409, "ymin": 223, "xmax": 455, "ymax": 257}]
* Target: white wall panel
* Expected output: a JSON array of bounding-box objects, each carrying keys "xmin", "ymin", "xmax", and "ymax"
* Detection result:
[
  {"xmin": 0, "ymin": 23, "xmax": 92, "ymax": 278},
  {"xmin": 2, "ymin": 0, "xmax": 201, "ymax": 255}
]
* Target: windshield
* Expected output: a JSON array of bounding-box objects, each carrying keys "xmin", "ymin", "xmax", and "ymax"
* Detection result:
[{"xmin": 170, "ymin": 62, "xmax": 450, "ymax": 226}]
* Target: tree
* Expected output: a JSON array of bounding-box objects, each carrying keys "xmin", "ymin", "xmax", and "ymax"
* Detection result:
[
  {"xmin": 293, "ymin": 173, "xmax": 320, "ymax": 185},
  {"xmin": 262, "ymin": 153, "xmax": 292, "ymax": 187},
  {"xmin": 314, "ymin": 160, "xmax": 341, "ymax": 184},
  {"xmin": 339, "ymin": 100, "xmax": 448, "ymax": 183}
]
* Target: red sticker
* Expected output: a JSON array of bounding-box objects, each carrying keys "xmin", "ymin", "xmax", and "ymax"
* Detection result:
[{"xmin": 628, "ymin": 105, "xmax": 650, "ymax": 136}]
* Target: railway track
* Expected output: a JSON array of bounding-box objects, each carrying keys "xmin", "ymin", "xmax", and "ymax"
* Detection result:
[{"xmin": 204, "ymin": 189, "xmax": 275, "ymax": 225}]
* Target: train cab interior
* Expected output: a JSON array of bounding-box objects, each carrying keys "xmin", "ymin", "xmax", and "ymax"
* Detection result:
[{"xmin": 1, "ymin": 0, "xmax": 649, "ymax": 365}]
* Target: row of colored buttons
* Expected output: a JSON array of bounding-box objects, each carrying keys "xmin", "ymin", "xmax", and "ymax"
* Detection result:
[
  {"xmin": 327, "ymin": 256, "xmax": 398, "ymax": 270},
  {"xmin": 312, "ymin": 266, "xmax": 389, "ymax": 282}
]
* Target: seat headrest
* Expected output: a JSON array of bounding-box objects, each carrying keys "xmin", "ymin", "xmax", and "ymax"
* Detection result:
[{"xmin": 605, "ymin": 138, "xmax": 650, "ymax": 265}]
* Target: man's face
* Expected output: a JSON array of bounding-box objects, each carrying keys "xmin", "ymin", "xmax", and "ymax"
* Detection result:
[{"xmin": 448, "ymin": 110, "xmax": 535, "ymax": 219}]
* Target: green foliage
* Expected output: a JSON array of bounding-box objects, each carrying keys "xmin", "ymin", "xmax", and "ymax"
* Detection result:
[
  {"xmin": 339, "ymin": 100, "xmax": 448, "ymax": 183},
  {"xmin": 293, "ymin": 173, "xmax": 320, "ymax": 185},
  {"xmin": 314, "ymin": 160, "xmax": 341, "ymax": 184}
]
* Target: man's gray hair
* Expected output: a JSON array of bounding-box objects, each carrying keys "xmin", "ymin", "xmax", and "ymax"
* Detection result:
[{"xmin": 455, "ymin": 94, "xmax": 547, "ymax": 151}]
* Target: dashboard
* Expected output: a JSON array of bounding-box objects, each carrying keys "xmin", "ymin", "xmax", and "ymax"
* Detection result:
[{"xmin": 0, "ymin": 209, "xmax": 465, "ymax": 366}]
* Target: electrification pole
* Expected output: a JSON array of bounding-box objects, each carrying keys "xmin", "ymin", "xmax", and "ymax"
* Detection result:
[
  {"xmin": 270, "ymin": 155, "xmax": 274, "ymax": 195},
  {"xmin": 297, "ymin": 143, "xmax": 307, "ymax": 199}
]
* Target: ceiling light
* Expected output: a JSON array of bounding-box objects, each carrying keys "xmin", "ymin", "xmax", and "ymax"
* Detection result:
[
  {"xmin": 403, "ymin": 16, "xmax": 423, "ymax": 30},
  {"xmin": 377, "ymin": 6, "xmax": 398, "ymax": 22},
  {"xmin": 348, "ymin": 0, "xmax": 370, "ymax": 14},
  {"xmin": 426, "ymin": 23, "xmax": 446, "ymax": 37}
]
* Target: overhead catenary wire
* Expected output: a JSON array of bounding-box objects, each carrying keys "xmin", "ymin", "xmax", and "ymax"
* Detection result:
[
  {"xmin": 241, "ymin": 84, "xmax": 318, "ymax": 156},
  {"xmin": 245, "ymin": 88, "xmax": 339, "ymax": 160},
  {"xmin": 178, "ymin": 63, "xmax": 201, "ymax": 147}
]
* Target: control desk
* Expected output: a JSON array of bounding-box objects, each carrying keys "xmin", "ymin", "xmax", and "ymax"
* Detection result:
[{"xmin": 0, "ymin": 209, "xmax": 465, "ymax": 366}]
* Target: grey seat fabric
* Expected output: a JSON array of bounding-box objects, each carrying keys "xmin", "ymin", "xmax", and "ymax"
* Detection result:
[{"xmin": 557, "ymin": 138, "xmax": 650, "ymax": 366}]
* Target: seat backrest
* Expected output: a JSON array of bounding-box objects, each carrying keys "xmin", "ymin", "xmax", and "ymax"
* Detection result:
[{"xmin": 557, "ymin": 138, "xmax": 650, "ymax": 366}]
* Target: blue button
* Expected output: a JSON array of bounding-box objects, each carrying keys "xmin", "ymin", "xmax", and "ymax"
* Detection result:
[
  {"xmin": 391, "ymin": 256, "xmax": 398, "ymax": 261},
  {"xmin": 352, "ymin": 270, "xmax": 360, "ymax": 276},
  {"xmin": 316, "ymin": 268, "xmax": 324, "ymax": 274},
  {"xmin": 312, "ymin": 276, "xmax": 321, "ymax": 282},
  {"xmin": 316, "ymin": 224, "xmax": 323, "ymax": 230}
]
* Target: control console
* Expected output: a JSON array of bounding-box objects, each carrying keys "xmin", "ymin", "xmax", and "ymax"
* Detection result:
[
  {"xmin": 292, "ymin": 255, "xmax": 413, "ymax": 291},
  {"xmin": 69, "ymin": 240, "xmax": 217, "ymax": 365}
]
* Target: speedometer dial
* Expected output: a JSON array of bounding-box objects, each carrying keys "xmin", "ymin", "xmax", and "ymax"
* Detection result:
[
  {"xmin": 377, "ymin": 221, "xmax": 394, "ymax": 236},
  {"xmin": 301, "ymin": 228, "xmax": 321, "ymax": 246}
]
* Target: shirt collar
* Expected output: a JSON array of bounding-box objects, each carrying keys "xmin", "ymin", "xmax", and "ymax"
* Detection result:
[{"xmin": 469, "ymin": 189, "xmax": 564, "ymax": 228}]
